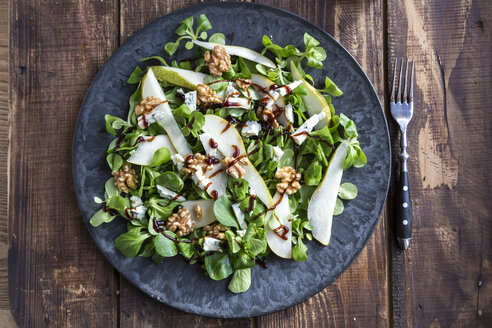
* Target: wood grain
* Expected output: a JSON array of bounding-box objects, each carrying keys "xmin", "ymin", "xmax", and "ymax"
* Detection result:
[
  {"xmin": 0, "ymin": 0, "xmax": 15, "ymax": 326},
  {"xmin": 7, "ymin": 0, "xmax": 492, "ymax": 326},
  {"xmin": 255, "ymin": 1, "xmax": 390, "ymax": 327},
  {"xmin": 9, "ymin": 0, "xmax": 119, "ymax": 326},
  {"xmin": 388, "ymin": 0, "xmax": 492, "ymax": 327}
]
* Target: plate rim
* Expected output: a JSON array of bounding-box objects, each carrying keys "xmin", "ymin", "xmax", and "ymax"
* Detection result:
[{"xmin": 72, "ymin": 1, "xmax": 391, "ymax": 318}]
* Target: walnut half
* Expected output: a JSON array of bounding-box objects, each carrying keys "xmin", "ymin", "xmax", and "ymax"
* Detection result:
[
  {"xmin": 222, "ymin": 156, "xmax": 248, "ymax": 179},
  {"xmin": 203, "ymin": 223, "xmax": 228, "ymax": 240},
  {"xmin": 135, "ymin": 96, "xmax": 162, "ymax": 116},
  {"xmin": 204, "ymin": 45, "xmax": 231, "ymax": 77},
  {"xmin": 236, "ymin": 78, "xmax": 251, "ymax": 90},
  {"xmin": 181, "ymin": 153, "xmax": 213, "ymax": 177},
  {"xmin": 257, "ymin": 105, "xmax": 279, "ymax": 129},
  {"xmin": 166, "ymin": 207, "xmax": 196, "ymax": 237},
  {"xmin": 275, "ymin": 166, "xmax": 301, "ymax": 195},
  {"xmin": 196, "ymin": 84, "xmax": 223, "ymax": 105},
  {"xmin": 112, "ymin": 162, "xmax": 138, "ymax": 193}
]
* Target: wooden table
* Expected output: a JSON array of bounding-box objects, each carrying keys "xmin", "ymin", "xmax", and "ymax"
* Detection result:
[{"xmin": 8, "ymin": 0, "xmax": 492, "ymax": 327}]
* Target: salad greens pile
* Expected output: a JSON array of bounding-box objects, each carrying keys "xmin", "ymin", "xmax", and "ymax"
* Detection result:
[{"xmin": 90, "ymin": 14, "xmax": 366, "ymax": 293}]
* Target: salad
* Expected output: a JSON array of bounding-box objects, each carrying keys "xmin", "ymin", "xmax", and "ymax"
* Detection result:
[{"xmin": 90, "ymin": 14, "xmax": 366, "ymax": 293}]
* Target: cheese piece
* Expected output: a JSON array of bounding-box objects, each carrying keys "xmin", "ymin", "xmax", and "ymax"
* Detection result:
[
  {"xmin": 284, "ymin": 103, "xmax": 294, "ymax": 123},
  {"xmin": 232, "ymin": 203, "xmax": 248, "ymax": 230},
  {"xmin": 203, "ymin": 236, "xmax": 222, "ymax": 252},
  {"xmin": 130, "ymin": 196, "xmax": 143, "ymax": 207},
  {"xmin": 131, "ymin": 205, "xmax": 147, "ymax": 219},
  {"xmin": 273, "ymin": 146, "xmax": 284, "ymax": 162},
  {"xmin": 241, "ymin": 121, "xmax": 262, "ymax": 137},
  {"xmin": 156, "ymin": 185, "xmax": 185, "ymax": 201},
  {"xmin": 291, "ymin": 112, "xmax": 326, "ymax": 145},
  {"xmin": 184, "ymin": 91, "xmax": 197, "ymax": 111}
]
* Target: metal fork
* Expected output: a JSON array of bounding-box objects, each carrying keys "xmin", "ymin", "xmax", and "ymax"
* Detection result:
[{"xmin": 390, "ymin": 58, "xmax": 414, "ymax": 250}]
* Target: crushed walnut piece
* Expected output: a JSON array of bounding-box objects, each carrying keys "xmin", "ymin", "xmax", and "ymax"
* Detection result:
[
  {"xmin": 275, "ymin": 166, "xmax": 301, "ymax": 195},
  {"xmin": 166, "ymin": 207, "xmax": 196, "ymax": 237},
  {"xmin": 194, "ymin": 204, "xmax": 202, "ymax": 222},
  {"xmin": 257, "ymin": 105, "xmax": 279, "ymax": 129},
  {"xmin": 203, "ymin": 223, "xmax": 228, "ymax": 240},
  {"xmin": 112, "ymin": 162, "xmax": 138, "ymax": 193},
  {"xmin": 236, "ymin": 78, "xmax": 251, "ymax": 90},
  {"xmin": 181, "ymin": 153, "xmax": 213, "ymax": 177},
  {"xmin": 135, "ymin": 96, "xmax": 162, "ymax": 116},
  {"xmin": 196, "ymin": 84, "xmax": 222, "ymax": 105},
  {"xmin": 204, "ymin": 45, "xmax": 231, "ymax": 77},
  {"xmin": 222, "ymin": 156, "xmax": 248, "ymax": 179}
]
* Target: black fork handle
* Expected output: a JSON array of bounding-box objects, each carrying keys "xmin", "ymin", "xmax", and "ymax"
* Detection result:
[{"xmin": 396, "ymin": 170, "xmax": 412, "ymax": 243}]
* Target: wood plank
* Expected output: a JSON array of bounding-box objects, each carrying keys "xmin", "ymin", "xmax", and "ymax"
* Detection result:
[
  {"xmin": 387, "ymin": 0, "xmax": 492, "ymax": 327},
  {"xmin": 117, "ymin": 1, "xmax": 253, "ymax": 326},
  {"xmin": 0, "ymin": 0, "xmax": 16, "ymax": 326},
  {"xmin": 255, "ymin": 1, "xmax": 390, "ymax": 327},
  {"xmin": 8, "ymin": 0, "xmax": 119, "ymax": 326}
]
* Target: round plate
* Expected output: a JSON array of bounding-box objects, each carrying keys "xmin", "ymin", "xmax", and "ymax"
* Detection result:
[{"xmin": 73, "ymin": 2, "xmax": 390, "ymax": 318}]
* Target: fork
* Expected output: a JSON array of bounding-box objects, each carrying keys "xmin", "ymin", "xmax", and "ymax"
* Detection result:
[{"xmin": 390, "ymin": 58, "xmax": 414, "ymax": 250}]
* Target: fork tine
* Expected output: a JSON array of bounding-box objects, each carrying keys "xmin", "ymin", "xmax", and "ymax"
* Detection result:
[
  {"xmin": 391, "ymin": 58, "xmax": 398, "ymax": 102},
  {"xmin": 403, "ymin": 58, "xmax": 409, "ymax": 102},
  {"xmin": 397, "ymin": 58, "xmax": 404, "ymax": 103},
  {"xmin": 409, "ymin": 59, "xmax": 415, "ymax": 102}
]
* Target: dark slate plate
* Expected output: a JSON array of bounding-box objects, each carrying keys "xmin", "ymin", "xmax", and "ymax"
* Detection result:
[{"xmin": 72, "ymin": 2, "xmax": 390, "ymax": 318}]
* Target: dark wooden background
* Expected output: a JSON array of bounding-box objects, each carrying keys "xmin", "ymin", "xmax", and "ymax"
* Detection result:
[{"xmin": 7, "ymin": 0, "xmax": 492, "ymax": 327}]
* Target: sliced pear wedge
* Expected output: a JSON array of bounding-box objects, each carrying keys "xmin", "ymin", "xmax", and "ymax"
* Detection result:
[
  {"xmin": 308, "ymin": 140, "xmax": 349, "ymax": 245},
  {"xmin": 250, "ymin": 73, "xmax": 296, "ymax": 127},
  {"xmin": 141, "ymin": 68, "xmax": 192, "ymax": 156},
  {"xmin": 181, "ymin": 199, "xmax": 216, "ymax": 228},
  {"xmin": 199, "ymin": 133, "xmax": 227, "ymax": 198},
  {"xmin": 192, "ymin": 40, "xmax": 276, "ymax": 68},
  {"xmin": 127, "ymin": 135, "xmax": 176, "ymax": 166},
  {"xmin": 289, "ymin": 61, "xmax": 331, "ymax": 128},
  {"xmin": 150, "ymin": 66, "xmax": 208, "ymax": 90},
  {"xmin": 202, "ymin": 114, "xmax": 274, "ymax": 208},
  {"xmin": 250, "ymin": 74, "xmax": 285, "ymax": 107},
  {"xmin": 265, "ymin": 192, "xmax": 292, "ymax": 259}
]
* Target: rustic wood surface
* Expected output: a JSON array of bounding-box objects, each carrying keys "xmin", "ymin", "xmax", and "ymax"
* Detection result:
[
  {"xmin": 387, "ymin": 0, "xmax": 492, "ymax": 327},
  {"xmin": 6, "ymin": 0, "xmax": 491, "ymax": 327},
  {"xmin": 0, "ymin": 0, "xmax": 15, "ymax": 326}
]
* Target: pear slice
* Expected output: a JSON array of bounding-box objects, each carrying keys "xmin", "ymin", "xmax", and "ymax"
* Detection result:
[
  {"xmin": 150, "ymin": 66, "xmax": 208, "ymax": 90},
  {"xmin": 192, "ymin": 40, "xmax": 276, "ymax": 68},
  {"xmin": 127, "ymin": 135, "xmax": 176, "ymax": 166},
  {"xmin": 289, "ymin": 61, "xmax": 331, "ymax": 128},
  {"xmin": 250, "ymin": 74, "xmax": 285, "ymax": 107},
  {"xmin": 308, "ymin": 140, "xmax": 349, "ymax": 245},
  {"xmin": 141, "ymin": 68, "xmax": 192, "ymax": 156},
  {"xmin": 250, "ymin": 73, "xmax": 296, "ymax": 127},
  {"xmin": 265, "ymin": 192, "xmax": 292, "ymax": 259},
  {"xmin": 181, "ymin": 199, "xmax": 216, "ymax": 228},
  {"xmin": 202, "ymin": 114, "xmax": 274, "ymax": 208},
  {"xmin": 198, "ymin": 133, "xmax": 227, "ymax": 199}
]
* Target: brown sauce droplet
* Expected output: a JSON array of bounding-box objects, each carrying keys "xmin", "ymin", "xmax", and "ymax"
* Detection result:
[
  {"xmin": 209, "ymin": 138, "xmax": 218, "ymax": 149},
  {"xmin": 211, "ymin": 190, "xmax": 219, "ymax": 200},
  {"xmin": 187, "ymin": 116, "xmax": 195, "ymax": 128},
  {"xmin": 171, "ymin": 193, "xmax": 182, "ymax": 201},
  {"xmin": 221, "ymin": 121, "xmax": 232, "ymax": 134},
  {"xmin": 209, "ymin": 168, "xmax": 225, "ymax": 179},
  {"xmin": 232, "ymin": 145, "xmax": 240, "ymax": 158},
  {"xmin": 273, "ymin": 225, "xmax": 289, "ymax": 241},
  {"xmin": 172, "ymin": 205, "xmax": 183, "ymax": 214},
  {"xmin": 248, "ymin": 195, "xmax": 256, "ymax": 213},
  {"xmin": 102, "ymin": 205, "xmax": 118, "ymax": 216}
]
